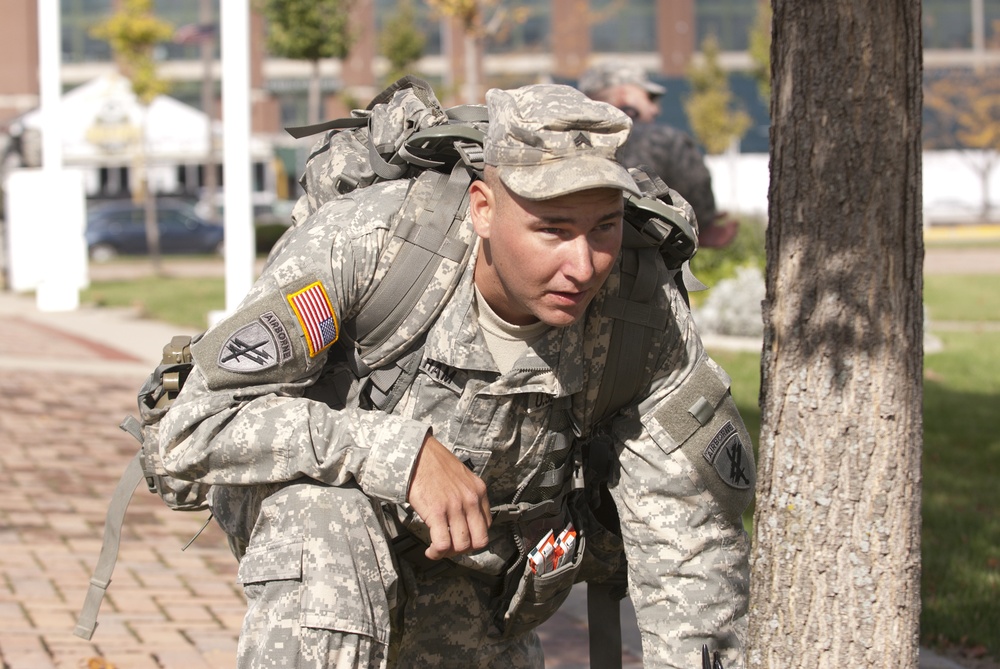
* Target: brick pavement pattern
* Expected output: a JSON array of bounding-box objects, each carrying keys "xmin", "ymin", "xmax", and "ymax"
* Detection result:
[{"xmin": 0, "ymin": 318, "xmax": 245, "ymax": 669}]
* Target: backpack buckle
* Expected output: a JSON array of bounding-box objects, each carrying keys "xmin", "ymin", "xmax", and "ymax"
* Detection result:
[{"xmin": 624, "ymin": 192, "xmax": 698, "ymax": 269}]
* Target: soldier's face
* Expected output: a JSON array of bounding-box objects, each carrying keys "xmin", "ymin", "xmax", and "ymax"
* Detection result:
[{"xmin": 470, "ymin": 176, "xmax": 624, "ymax": 327}]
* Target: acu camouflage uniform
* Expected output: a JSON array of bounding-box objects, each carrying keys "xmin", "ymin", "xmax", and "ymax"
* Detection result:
[{"xmin": 155, "ymin": 84, "xmax": 754, "ymax": 669}]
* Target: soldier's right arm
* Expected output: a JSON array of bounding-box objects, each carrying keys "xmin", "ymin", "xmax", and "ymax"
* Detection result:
[{"xmin": 154, "ymin": 182, "xmax": 432, "ymax": 506}]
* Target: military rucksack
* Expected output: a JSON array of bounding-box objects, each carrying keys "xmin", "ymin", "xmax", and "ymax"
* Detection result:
[{"xmin": 76, "ymin": 76, "xmax": 702, "ymax": 665}]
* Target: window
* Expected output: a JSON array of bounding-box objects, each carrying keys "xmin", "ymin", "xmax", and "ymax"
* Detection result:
[
  {"xmin": 591, "ymin": 0, "xmax": 656, "ymax": 52},
  {"xmin": 695, "ymin": 0, "xmax": 756, "ymax": 52}
]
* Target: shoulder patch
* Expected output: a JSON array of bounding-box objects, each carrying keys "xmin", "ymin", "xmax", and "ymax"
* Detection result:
[
  {"xmin": 287, "ymin": 281, "xmax": 339, "ymax": 356},
  {"xmin": 217, "ymin": 311, "xmax": 293, "ymax": 372},
  {"xmin": 703, "ymin": 420, "xmax": 753, "ymax": 490}
]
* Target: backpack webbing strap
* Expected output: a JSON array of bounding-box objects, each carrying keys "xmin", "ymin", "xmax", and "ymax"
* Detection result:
[
  {"xmin": 366, "ymin": 345, "xmax": 425, "ymax": 413},
  {"xmin": 592, "ymin": 245, "xmax": 669, "ymax": 423},
  {"xmin": 74, "ymin": 450, "xmax": 145, "ymax": 640},
  {"xmin": 368, "ymin": 136, "xmax": 410, "ymax": 181},
  {"xmin": 285, "ymin": 75, "xmax": 439, "ymax": 140},
  {"xmin": 354, "ymin": 162, "xmax": 475, "ymax": 363},
  {"xmin": 284, "ymin": 116, "xmax": 366, "ymax": 140},
  {"xmin": 584, "ymin": 243, "xmax": 672, "ymax": 667}
]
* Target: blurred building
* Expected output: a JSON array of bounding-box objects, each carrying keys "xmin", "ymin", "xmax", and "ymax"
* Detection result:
[{"xmin": 0, "ymin": 0, "xmax": 997, "ymax": 202}]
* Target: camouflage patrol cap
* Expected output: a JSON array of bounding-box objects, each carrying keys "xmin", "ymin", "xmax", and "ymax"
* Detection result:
[
  {"xmin": 578, "ymin": 61, "xmax": 667, "ymax": 97},
  {"xmin": 484, "ymin": 84, "xmax": 640, "ymax": 200}
]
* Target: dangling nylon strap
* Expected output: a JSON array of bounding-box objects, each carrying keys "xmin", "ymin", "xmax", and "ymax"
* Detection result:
[{"xmin": 74, "ymin": 451, "xmax": 144, "ymax": 640}]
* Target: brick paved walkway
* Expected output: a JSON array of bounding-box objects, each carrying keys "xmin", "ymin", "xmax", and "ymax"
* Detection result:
[
  {"xmin": 0, "ymin": 294, "xmax": 642, "ymax": 669},
  {"xmin": 0, "ymin": 314, "xmax": 246, "ymax": 669}
]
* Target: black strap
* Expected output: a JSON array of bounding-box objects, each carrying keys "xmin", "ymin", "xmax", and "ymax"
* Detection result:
[{"xmin": 587, "ymin": 567, "xmax": 628, "ymax": 669}]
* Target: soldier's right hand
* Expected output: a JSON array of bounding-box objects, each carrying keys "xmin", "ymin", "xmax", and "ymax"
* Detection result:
[{"xmin": 407, "ymin": 432, "xmax": 492, "ymax": 560}]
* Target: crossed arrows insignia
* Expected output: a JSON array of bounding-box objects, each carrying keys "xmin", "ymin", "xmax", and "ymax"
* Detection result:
[{"xmin": 221, "ymin": 337, "xmax": 273, "ymax": 366}]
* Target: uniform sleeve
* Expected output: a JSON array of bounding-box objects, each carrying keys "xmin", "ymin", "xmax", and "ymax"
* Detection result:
[
  {"xmin": 609, "ymin": 285, "xmax": 753, "ymax": 669},
  {"xmin": 154, "ymin": 182, "xmax": 430, "ymax": 504}
]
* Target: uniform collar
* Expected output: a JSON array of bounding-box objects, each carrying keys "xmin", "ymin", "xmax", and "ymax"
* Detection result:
[{"xmin": 423, "ymin": 246, "xmax": 588, "ymax": 398}]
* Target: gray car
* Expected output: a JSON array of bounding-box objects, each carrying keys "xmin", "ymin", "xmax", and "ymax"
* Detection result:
[{"xmin": 86, "ymin": 199, "xmax": 225, "ymax": 262}]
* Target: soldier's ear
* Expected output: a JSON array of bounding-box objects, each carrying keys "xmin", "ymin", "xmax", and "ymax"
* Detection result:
[{"xmin": 469, "ymin": 178, "xmax": 495, "ymax": 238}]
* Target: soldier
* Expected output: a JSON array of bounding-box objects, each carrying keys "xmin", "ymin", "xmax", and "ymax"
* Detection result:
[
  {"xmin": 579, "ymin": 60, "xmax": 740, "ymax": 249},
  {"xmin": 157, "ymin": 83, "xmax": 753, "ymax": 668}
]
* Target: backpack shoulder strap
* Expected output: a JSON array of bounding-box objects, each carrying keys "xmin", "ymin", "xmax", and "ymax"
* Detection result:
[
  {"xmin": 351, "ymin": 145, "xmax": 482, "ymax": 372},
  {"xmin": 588, "ymin": 166, "xmax": 700, "ymax": 427},
  {"xmin": 582, "ymin": 166, "xmax": 702, "ymax": 669}
]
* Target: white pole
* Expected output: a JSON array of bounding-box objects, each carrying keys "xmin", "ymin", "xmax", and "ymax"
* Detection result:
[
  {"xmin": 33, "ymin": 0, "xmax": 86, "ymax": 311},
  {"xmin": 38, "ymin": 0, "xmax": 61, "ymax": 173},
  {"xmin": 219, "ymin": 0, "xmax": 254, "ymax": 317}
]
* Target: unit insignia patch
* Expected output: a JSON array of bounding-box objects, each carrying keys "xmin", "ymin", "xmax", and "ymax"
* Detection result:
[
  {"xmin": 703, "ymin": 420, "xmax": 753, "ymax": 490},
  {"xmin": 218, "ymin": 311, "xmax": 293, "ymax": 373}
]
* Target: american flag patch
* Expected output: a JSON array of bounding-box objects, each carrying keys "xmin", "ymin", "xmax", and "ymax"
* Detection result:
[{"xmin": 287, "ymin": 281, "xmax": 339, "ymax": 356}]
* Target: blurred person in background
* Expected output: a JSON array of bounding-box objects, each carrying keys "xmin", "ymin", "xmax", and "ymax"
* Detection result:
[{"xmin": 579, "ymin": 61, "xmax": 739, "ymax": 249}]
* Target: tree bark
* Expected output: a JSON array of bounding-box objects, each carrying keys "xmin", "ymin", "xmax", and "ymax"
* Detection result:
[{"xmin": 748, "ymin": 2, "xmax": 924, "ymax": 668}]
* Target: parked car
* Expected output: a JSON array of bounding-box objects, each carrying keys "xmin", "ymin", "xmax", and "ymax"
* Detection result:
[{"xmin": 86, "ymin": 199, "xmax": 225, "ymax": 262}]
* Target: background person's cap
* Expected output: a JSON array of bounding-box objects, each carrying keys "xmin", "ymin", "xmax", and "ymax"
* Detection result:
[
  {"xmin": 484, "ymin": 84, "xmax": 639, "ymax": 201},
  {"xmin": 577, "ymin": 61, "xmax": 667, "ymax": 97}
]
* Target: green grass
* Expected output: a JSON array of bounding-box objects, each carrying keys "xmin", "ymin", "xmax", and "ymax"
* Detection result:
[
  {"xmin": 925, "ymin": 274, "xmax": 1000, "ymax": 322},
  {"xmin": 707, "ymin": 276, "xmax": 1000, "ymax": 660},
  {"xmin": 925, "ymin": 238, "xmax": 1000, "ymax": 251},
  {"xmin": 921, "ymin": 330, "xmax": 1000, "ymax": 656},
  {"xmin": 82, "ymin": 275, "xmax": 225, "ymax": 330}
]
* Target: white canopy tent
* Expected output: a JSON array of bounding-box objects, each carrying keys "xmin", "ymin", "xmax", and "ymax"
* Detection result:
[{"xmin": 16, "ymin": 72, "xmax": 273, "ymax": 200}]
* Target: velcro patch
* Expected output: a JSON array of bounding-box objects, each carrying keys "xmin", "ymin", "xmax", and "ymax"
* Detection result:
[
  {"xmin": 217, "ymin": 311, "xmax": 293, "ymax": 372},
  {"xmin": 703, "ymin": 421, "xmax": 753, "ymax": 490},
  {"xmin": 287, "ymin": 281, "xmax": 339, "ymax": 357}
]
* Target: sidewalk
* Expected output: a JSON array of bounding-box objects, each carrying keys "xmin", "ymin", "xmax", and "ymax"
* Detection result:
[{"xmin": 0, "ymin": 288, "xmax": 966, "ymax": 669}]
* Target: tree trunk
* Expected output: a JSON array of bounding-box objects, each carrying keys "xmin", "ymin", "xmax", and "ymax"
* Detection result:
[
  {"xmin": 143, "ymin": 180, "xmax": 162, "ymax": 275},
  {"xmin": 748, "ymin": 3, "xmax": 924, "ymax": 668},
  {"xmin": 200, "ymin": 0, "xmax": 218, "ymax": 222},
  {"xmin": 463, "ymin": 31, "xmax": 478, "ymax": 104},
  {"xmin": 136, "ymin": 105, "xmax": 162, "ymax": 275},
  {"xmin": 309, "ymin": 58, "xmax": 321, "ymax": 125}
]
